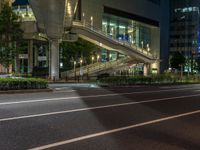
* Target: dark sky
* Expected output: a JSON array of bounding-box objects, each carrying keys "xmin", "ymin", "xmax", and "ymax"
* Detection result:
[{"xmin": 13, "ymin": 0, "xmax": 29, "ymax": 6}]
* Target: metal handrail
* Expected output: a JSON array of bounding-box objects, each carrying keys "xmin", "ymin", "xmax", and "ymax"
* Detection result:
[{"xmin": 61, "ymin": 57, "xmax": 130, "ymax": 78}]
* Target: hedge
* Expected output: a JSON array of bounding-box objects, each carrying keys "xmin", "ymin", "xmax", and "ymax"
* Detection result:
[
  {"xmin": 97, "ymin": 75, "xmax": 200, "ymax": 86},
  {"xmin": 0, "ymin": 78, "xmax": 48, "ymax": 90}
]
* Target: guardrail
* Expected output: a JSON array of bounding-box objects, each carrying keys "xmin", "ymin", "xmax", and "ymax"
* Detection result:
[{"xmin": 61, "ymin": 57, "xmax": 131, "ymax": 78}]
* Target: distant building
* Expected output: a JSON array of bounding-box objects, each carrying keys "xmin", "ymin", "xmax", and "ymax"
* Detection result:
[{"xmin": 170, "ymin": 0, "xmax": 200, "ymax": 73}]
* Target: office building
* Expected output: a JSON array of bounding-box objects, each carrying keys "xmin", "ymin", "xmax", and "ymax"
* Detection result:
[{"xmin": 170, "ymin": 0, "xmax": 200, "ymax": 73}]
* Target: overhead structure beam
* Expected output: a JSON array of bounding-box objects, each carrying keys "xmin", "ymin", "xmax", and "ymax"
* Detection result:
[{"xmin": 29, "ymin": 0, "xmax": 66, "ymax": 39}]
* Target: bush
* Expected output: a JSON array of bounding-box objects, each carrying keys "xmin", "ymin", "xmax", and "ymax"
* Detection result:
[
  {"xmin": 97, "ymin": 75, "xmax": 200, "ymax": 86},
  {"xmin": 0, "ymin": 78, "xmax": 48, "ymax": 90}
]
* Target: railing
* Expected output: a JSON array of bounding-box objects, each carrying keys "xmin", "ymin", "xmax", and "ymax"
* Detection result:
[
  {"xmin": 72, "ymin": 21, "xmax": 157, "ymax": 59},
  {"xmin": 61, "ymin": 57, "xmax": 131, "ymax": 78}
]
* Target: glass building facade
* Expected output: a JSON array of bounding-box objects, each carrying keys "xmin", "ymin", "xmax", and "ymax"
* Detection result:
[
  {"xmin": 170, "ymin": 0, "xmax": 200, "ymax": 73},
  {"xmin": 102, "ymin": 14, "xmax": 151, "ymax": 49}
]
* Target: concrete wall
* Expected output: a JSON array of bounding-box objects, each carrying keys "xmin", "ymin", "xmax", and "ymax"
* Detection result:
[{"xmin": 81, "ymin": 0, "xmax": 161, "ymax": 28}]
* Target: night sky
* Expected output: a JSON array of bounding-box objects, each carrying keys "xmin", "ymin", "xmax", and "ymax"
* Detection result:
[{"xmin": 13, "ymin": 0, "xmax": 29, "ymax": 6}]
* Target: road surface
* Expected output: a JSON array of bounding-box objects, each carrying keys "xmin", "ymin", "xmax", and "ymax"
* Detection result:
[{"xmin": 0, "ymin": 84, "xmax": 200, "ymax": 150}]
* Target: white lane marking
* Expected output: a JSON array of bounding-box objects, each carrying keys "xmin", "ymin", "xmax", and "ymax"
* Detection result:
[
  {"xmin": 0, "ymin": 87, "xmax": 199, "ymax": 106},
  {"xmin": 1, "ymin": 93, "xmax": 200, "ymax": 122},
  {"xmin": 53, "ymin": 90, "xmax": 76, "ymax": 93},
  {"xmin": 29, "ymin": 109, "xmax": 200, "ymax": 150}
]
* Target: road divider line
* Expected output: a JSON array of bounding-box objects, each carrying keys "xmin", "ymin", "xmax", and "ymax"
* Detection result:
[
  {"xmin": 53, "ymin": 90, "xmax": 76, "ymax": 93},
  {"xmin": 29, "ymin": 109, "xmax": 200, "ymax": 150},
  {"xmin": 1, "ymin": 93, "xmax": 200, "ymax": 122},
  {"xmin": 0, "ymin": 87, "xmax": 199, "ymax": 106}
]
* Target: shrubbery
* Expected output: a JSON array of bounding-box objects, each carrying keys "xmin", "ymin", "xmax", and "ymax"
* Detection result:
[
  {"xmin": 97, "ymin": 75, "xmax": 200, "ymax": 86},
  {"xmin": 0, "ymin": 78, "xmax": 48, "ymax": 90}
]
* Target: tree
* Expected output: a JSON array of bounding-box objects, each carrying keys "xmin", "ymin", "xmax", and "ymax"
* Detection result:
[
  {"xmin": 60, "ymin": 38, "xmax": 99, "ymax": 71},
  {"xmin": 0, "ymin": 2, "xmax": 23, "ymax": 73},
  {"xmin": 170, "ymin": 51, "xmax": 185, "ymax": 70}
]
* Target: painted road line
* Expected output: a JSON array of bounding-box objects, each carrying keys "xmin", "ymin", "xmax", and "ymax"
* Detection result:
[
  {"xmin": 1, "ymin": 93, "xmax": 200, "ymax": 122},
  {"xmin": 0, "ymin": 87, "xmax": 199, "ymax": 106},
  {"xmin": 29, "ymin": 109, "xmax": 200, "ymax": 150},
  {"xmin": 53, "ymin": 90, "xmax": 76, "ymax": 93}
]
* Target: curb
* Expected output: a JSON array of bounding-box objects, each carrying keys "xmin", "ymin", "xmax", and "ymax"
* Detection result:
[{"xmin": 0, "ymin": 88, "xmax": 53, "ymax": 94}]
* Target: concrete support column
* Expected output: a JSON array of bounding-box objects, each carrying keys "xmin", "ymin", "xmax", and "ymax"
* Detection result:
[
  {"xmin": 28, "ymin": 40, "xmax": 33, "ymax": 74},
  {"xmin": 50, "ymin": 40, "xmax": 59, "ymax": 81}
]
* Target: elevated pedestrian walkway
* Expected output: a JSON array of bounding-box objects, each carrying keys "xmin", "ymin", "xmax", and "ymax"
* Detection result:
[{"xmin": 71, "ymin": 21, "xmax": 158, "ymax": 64}]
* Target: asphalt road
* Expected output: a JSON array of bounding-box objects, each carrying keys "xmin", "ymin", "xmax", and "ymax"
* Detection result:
[{"xmin": 1, "ymin": 84, "xmax": 200, "ymax": 150}]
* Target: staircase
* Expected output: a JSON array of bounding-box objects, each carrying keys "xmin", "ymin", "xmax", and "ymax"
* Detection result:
[{"xmin": 61, "ymin": 57, "xmax": 132, "ymax": 79}]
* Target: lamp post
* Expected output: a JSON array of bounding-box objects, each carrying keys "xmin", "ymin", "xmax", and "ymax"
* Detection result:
[
  {"xmin": 97, "ymin": 55, "xmax": 100, "ymax": 71},
  {"xmin": 109, "ymin": 53, "xmax": 112, "ymax": 61},
  {"xmin": 90, "ymin": 16, "xmax": 93, "ymax": 28},
  {"xmin": 97, "ymin": 55, "xmax": 100, "ymax": 62},
  {"xmin": 82, "ymin": 12, "xmax": 85, "ymax": 25},
  {"xmin": 80, "ymin": 59, "xmax": 83, "ymax": 80},
  {"xmin": 147, "ymin": 44, "xmax": 150, "ymax": 55},
  {"xmin": 92, "ymin": 56, "xmax": 94, "ymax": 64},
  {"xmin": 141, "ymin": 41, "xmax": 144, "ymax": 49},
  {"xmin": 74, "ymin": 61, "xmax": 76, "ymax": 80},
  {"xmin": 146, "ymin": 43, "xmax": 149, "ymax": 49}
]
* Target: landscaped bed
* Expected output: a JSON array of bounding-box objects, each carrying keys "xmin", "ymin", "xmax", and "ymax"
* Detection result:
[
  {"xmin": 0, "ymin": 78, "xmax": 48, "ymax": 90},
  {"xmin": 97, "ymin": 75, "xmax": 200, "ymax": 87}
]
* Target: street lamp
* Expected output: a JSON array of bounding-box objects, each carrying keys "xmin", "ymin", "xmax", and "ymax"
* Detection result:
[
  {"xmin": 97, "ymin": 55, "xmax": 100, "ymax": 62},
  {"xmin": 97, "ymin": 55, "xmax": 100, "ymax": 71},
  {"xmin": 80, "ymin": 59, "xmax": 83, "ymax": 79},
  {"xmin": 83, "ymin": 12, "xmax": 85, "ymax": 25},
  {"xmin": 141, "ymin": 41, "xmax": 144, "ymax": 49},
  {"xmin": 146, "ymin": 43, "xmax": 149, "ymax": 49},
  {"xmin": 90, "ymin": 16, "xmax": 93, "ymax": 28},
  {"xmin": 109, "ymin": 53, "xmax": 112, "ymax": 61},
  {"xmin": 92, "ymin": 56, "xmax": 94, "ymax": 64},
  {"xmin": 74, "ymin": 61, "xmax": 76, "ymax": 80}
]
